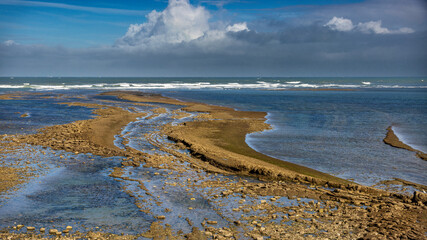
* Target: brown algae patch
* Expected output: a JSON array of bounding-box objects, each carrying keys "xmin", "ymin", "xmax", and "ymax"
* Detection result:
[
  {"xmin": 0, "ymin": 93, "xmax": 22, "ymax": 100},
  {"xmin": 384, "ymin": 126, "xmax": 426, "ymax": 160}
]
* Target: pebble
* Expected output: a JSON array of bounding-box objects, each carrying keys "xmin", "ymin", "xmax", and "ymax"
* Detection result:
[{"xmin": 26, "ymin": 226, "xmax": 35, "ymax": 231}]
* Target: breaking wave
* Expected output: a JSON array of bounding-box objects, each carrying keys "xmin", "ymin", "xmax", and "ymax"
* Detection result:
[{"xmin": 0, "ymin": 80, "xmax": 426, "ymax": 91}]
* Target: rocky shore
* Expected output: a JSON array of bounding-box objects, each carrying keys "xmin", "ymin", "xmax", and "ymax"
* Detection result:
[{"xmin": 0, "ymin": 91, "xmax": 426, "ymax": 239}]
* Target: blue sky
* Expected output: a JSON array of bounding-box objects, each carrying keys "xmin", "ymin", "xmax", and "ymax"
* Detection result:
[
  {"xmin": 0, "ymin": 0, "xmax": 426, "ymax": 76},
  {"xmin": 0, "ymin": 0, "xmax": 365, "ymax": 47}
]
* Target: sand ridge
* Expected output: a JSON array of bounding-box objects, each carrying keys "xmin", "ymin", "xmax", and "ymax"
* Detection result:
[{"xmin": 384, "ymin": 126, "xmax": 427, "ymax": 160}]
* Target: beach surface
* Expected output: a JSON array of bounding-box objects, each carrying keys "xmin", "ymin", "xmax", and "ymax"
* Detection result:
[{"xmin": 0, "ymin": 91, "xmax": 426, "ymax": 239}]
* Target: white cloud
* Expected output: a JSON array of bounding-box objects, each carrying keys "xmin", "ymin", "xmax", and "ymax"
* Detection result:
[
  {"xmin": 115, "ymin": 0, "xmax": 250, "ymax": 49},
  {"xmin": 226, "ymin": 22, "xmax": 249, "ymax": 32},
  {"xmin": 357, "ymin": 20, "xmax": 415, "ymax": 34},
  {"xmin": 3, "ymin": 40, "xmax": 17, "ymax": 46},
  {"xmin": 324, "ymin": 17, "xmax": 354, "ymax": 32},
  {"xmin": 116, "ymin": 0, "xmax": 209, "ymax": 47},
  {"xmin": 325, "ymin": 17, "xmax": 415, "ymax": 34},
  {"xmin": 357, "ymin": 20, "xmax": 390, "ymax": 34}
]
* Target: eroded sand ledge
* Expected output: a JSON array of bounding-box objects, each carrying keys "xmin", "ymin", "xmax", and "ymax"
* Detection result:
[
  {"xmin": 384, "ymin": 126, "xmax": 426, "ymax": 160},
  {"xmin": 103, "ymin": 91, "xmax": 350, "ymax": 186},
  {"xmin": 1, "ymin": 91, "xmax": 427, "ymax": 239}
]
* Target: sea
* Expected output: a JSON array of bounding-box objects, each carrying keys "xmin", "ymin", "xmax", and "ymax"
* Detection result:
[{"xmin": 0, "ymin": 77, "xmax": 426, "ymax": 186}]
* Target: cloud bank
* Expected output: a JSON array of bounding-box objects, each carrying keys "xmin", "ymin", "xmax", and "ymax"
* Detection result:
[
  {"xmin": 0, "ymin": 0, "xmax": 426, "ymax": 77},
  {"xmin": 325, "ymin": 17, "xmax": 415, "ymax": 34}
]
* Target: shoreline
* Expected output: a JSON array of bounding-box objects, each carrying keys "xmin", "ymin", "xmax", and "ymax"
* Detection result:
[
  {"xmin": 104, "ymin": 91, "xmax": 350, "ymax": 186},
  {"xmin": 384, "ymin": 126, "xmax": 426, "ymax": 160},
  {"xmin": 1, "ymin": 91, "xmax": 427, "ymax": 239}
]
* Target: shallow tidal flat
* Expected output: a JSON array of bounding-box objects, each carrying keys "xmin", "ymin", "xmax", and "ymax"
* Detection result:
[{"xmin": 0, "ymin": 91, "xmax": 426, "ymax": 239}]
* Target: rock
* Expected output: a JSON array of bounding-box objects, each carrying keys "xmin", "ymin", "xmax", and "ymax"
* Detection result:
[
  {"xmin": 156, "ymin": 215, "xmax": 166, "ymax": 219},
  {"xmin": 16, "ymin": 225, "xmax": 24, "ymax": 229},
  {"xmin": 190, "ymin": 198, "xmax": 196, "ymax": 201},
  {"xmin": 207, "ymin": 221, "xmax": 217, "ymax": 225},
  {"xmin": 49, "ymin": 229, "xmax": 58, "ymax": 234},
  {"xmin": 66, "ymin": 226, "xmax": 73, "ymax": 230},
  {"xmin": 252, "ymin": 234, "xmax": 263, "ymax": 240},
  {"xmin": 412, "ymin": 191, "xmax": 427, "ymax": 204},
  {"xmin": 40, "ymin": 228, "xmax": 46, "ymax": 232},
  {"xmin": 26, "ymin": 226, "xmax": 35, "ymax": 231}
]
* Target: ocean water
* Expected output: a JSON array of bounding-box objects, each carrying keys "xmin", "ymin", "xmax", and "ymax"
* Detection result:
[
  {"xmin": 0, "ymin": 77, "xmax": 426, "ymax": 186},
  {"xmin": 0, "ymin": 77, "xmax": 426, "ymax": 90}
]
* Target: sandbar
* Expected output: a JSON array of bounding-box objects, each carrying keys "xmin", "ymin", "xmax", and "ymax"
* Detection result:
[{"xmin": 384, "ymin": 126, "xmax": 426, "ymax": 160}]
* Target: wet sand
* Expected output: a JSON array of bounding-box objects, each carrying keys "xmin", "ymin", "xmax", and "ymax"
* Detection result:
[
  {"xmin": 384, "ymin": 126, "xmax": 427, "ymax": 160},
  {"xmin": 13, "ymin": 103, "xmax": 147, "ymax": 158},
  {"xmin": 1, "ymin": 91, "xmax": 427, "ymax": 239}
]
